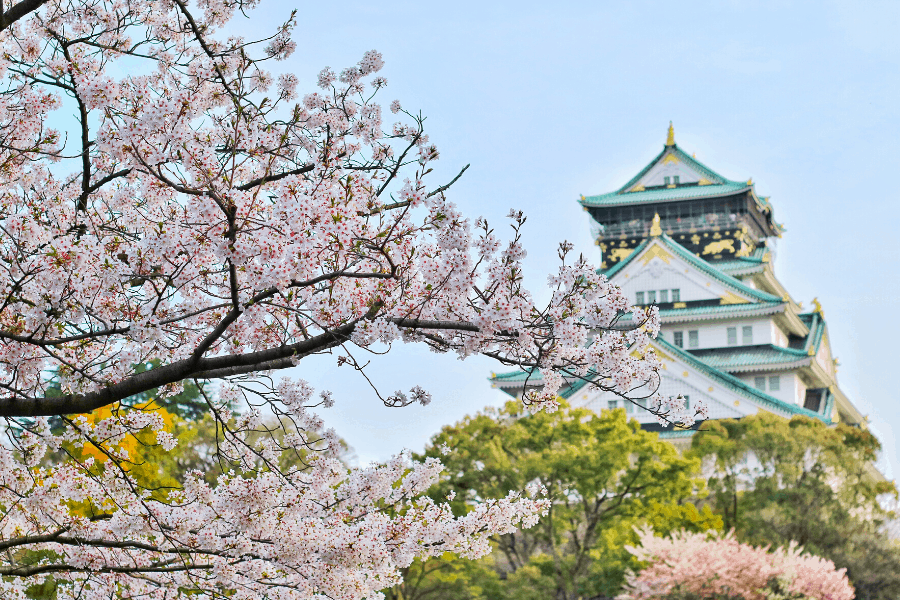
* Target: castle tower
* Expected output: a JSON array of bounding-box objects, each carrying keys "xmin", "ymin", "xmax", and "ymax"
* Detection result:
[
  {"xmin": 491, "ymin": 125, "xmax": 866, "ymax": 441},
  {"xmin": 583, "ymin": 123, "xmax": 783, "ymax": 270}
]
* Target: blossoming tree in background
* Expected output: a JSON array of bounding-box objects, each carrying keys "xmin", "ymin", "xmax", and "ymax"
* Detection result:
[
  {"xmin": 0, "ymin": 0, "xmax": 702, "ymax": 597},
  {"xmin": 618, "ymin": 528, "xmax": 855, "ymax": 600}
]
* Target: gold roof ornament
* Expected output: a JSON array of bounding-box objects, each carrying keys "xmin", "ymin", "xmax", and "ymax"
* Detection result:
[
  {"xmin": 747, "ymin": 178, "xmax": 753, "ymax": 185},
  {"xmin": 650, "ymin": 213, "xmax": 662, "ymax": 237},
  {"xmin": 812, "ymin": 297, "xmax": 824, "ymax": 316},
  {"xmin": 665, "ymin": 121, "xmax": 675, "ymax": 146}
]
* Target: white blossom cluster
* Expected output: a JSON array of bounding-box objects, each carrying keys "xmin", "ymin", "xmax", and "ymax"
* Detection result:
[{"xmin": 0, "ymin": 0, "xmax": 669, "ymax": 595}]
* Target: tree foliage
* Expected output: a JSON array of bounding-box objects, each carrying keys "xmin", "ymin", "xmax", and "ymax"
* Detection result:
[
  {"xmin": 387, "ymin": 402, "xmax": 720, "ymax": 600},
  {"xmin": 689, "ymin": 413, "xmax": 899, "ymax": 599}
]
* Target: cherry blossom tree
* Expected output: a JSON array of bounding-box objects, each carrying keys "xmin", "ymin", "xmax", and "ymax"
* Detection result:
[
  {"xmin": 0, "ymin": 0, "xmax": 686, "ymax": 596},
  {"xmin": 619, "ymin": 528, "xmax": 854, "ymax": 600}
]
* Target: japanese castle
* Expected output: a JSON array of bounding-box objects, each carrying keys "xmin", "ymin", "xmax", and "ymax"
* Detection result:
[{"xmin": 490, "ymin": 124, "xmax": 866, "ymax": 442}]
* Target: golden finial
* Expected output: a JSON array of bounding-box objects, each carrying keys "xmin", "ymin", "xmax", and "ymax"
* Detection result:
[
  {"xmin": 812, "ymin": 297, "xmax": 824, "ymax": 316},
  {"xmin": 747, "ymin": 178, "xmax": 753, "ymax": 185},
  {"xmin": 650, "ymin": 213, "xmax": 662, "ymax": 237},
  {"xmin": 665, "ymin": 121, "xmax": 675, "ymax": 146}
]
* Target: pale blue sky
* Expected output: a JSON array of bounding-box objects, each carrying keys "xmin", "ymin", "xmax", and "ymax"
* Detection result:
[{"xmin": 233, "ymin": 1, "xmax": 900, "ymax": 476}]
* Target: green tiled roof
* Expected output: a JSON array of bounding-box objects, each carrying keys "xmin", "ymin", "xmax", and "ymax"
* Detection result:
[
  {"xmin": 713, "ymin": 247, "xmax": 769, "ymax": 275},
  {"xmin": 489, "ymin": 337, "xmax": 829, "ymax": 423},
  {"xmin": 689, "ymin": 344, "xmax": 810, "ymax": 372},
  {"xmin": 581, "ymin": 181, "xmax": 749, "ymax": 208},
  {"xmin": 616, "ymin": 144, "xmax": 738, "ymax": 192},
  {"xmin": 655, "ymin": 338, "xmax": 829, "ymax": 422},
  {"xmin": 799, "ymin": 312, "xmax": 826, "ymax": 355},
  {"xmin": 491, "ymin": 368, "xmax": 539, "ymax": 383},
  {"xmin": 603, "ymin": 233, "xmax": 782, "ymax": 305},
  {"xmin": 580, "ymin": 143, "xmax": 748, "ymax": 208},
  {"xmin": 658, "ymin": 301, "xmax": 785, "ymax": 322}
]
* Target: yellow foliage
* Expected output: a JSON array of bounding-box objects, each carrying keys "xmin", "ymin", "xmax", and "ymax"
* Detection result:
[{"xmin": 75, "ymin": 399, "xmax": 173, "ymax": 467}]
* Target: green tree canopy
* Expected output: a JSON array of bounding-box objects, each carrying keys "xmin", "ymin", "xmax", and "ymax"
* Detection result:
[
  {"xmin": 688, "ymin": 413, "xmax": 899, "ymax": 599},
  {"xmin": 388, "ymin": 401, "xmax": 720, "ymax": 600}
]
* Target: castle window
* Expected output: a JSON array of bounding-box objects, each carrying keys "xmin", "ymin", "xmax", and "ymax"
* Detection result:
[
  {"xmin": 673, "ymin": 175, "xmax": 680, "ymax": 184},
  {"xmin": 742, "ymin": 325, "xmax": 753, "ymax": 345},
  {"xmin": 659, "ymin": 289, "xmax": 669, "ymax": 302},
  {"xmin": 754, "ymin": 376, "xmax": 766, "ymax": 390},
  {"xmin": 727, "ymin": 327, "xmax": 738, "ymax": 346},
  {"xmin": 673, "ymin": 331, "xmax": 684, "ymax": 347},
  {"xmin": 664, "ymin": 176, "xmax": 671, "ymax": 185},
  {"xmin": 688, "ymin": 330, "xmax": 699, "ymax": 348},
  {"xmin": 769, "ymin": 376, "xmax": 780, "ymax": 391},
  {"xmin": 804, "ymin": 390, "xmax": 823, "ymax": 412},
  {"xmin": 636, "ymin": 291, "xmax": 644, "ymax": 305},
  {"xmin": 672, "ymin": 289, "xmax": 681, "ymax": 302},
  {"xmin": 625, "ymin": 401, "xmax": 634, "ymax": 413},
  {"xmin": 608, "ymin": 400, "xmax": 618, "ymax": 410},
  {"xmin": 683, "ymin": 395, "xmax": 690, "ymax": 411},
  {"xmin": 648, "ymin": 290, "xmax": 657, "ymax": 304}
]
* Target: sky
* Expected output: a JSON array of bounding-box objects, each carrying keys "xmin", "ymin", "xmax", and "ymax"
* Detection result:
[{"xmin": 223, "ymin": 0, "xmax": 900, "ymax": 477}]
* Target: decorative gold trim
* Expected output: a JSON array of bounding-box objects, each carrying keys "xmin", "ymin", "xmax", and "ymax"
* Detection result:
[
  {"xmin": 609, "ymin": 247, "xmax": 634, "ymax": 262},
  {"xmin": 673, "ymin": 302, "xmax": 686, "ymax": 308},
  {"xmin": 702, "ymin": 239, "xmax": 735, "ymax": 255},
  {"xmin": 812, "ymin": 297, "xmax": 824, "ymax": 316},
  {"xmin": 651, "ymin": 345, "xmax": 676, "ymax": 363},
  {"xmin": 640, "ymin": 244, "xmax": 672, "ymax": 265},
  {"xmin": 630, "ymin": 184, "xmax": 645, "ymax": 192},
  {"xmin": 649, "ymin": 213, "xmax": 662, "ymax": 237},
  {"xmin": 747, "ymin": 178, "xmax": 753, "ymax": 185},
  {"xmin": 663, "ymin": 153, "xmax": 680, "ymax": 165},
  {"xmin": 720, "ymin": 291, "xmax": 748, "ymax": 305},
  {"xmin": 666, "ymin": 121, "xmax": 675, "ymax": 146},
  {"xmin": 698, "ymin": 178, "xmax": 711, "ymax": 186}
]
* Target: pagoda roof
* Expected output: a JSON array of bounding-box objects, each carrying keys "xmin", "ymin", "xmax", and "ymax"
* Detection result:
[
  {"xmin": 602, "ymin": 232, "xmax": 782, "ymax": 304},
  {"xmin": 581, "ymin": 180, "xmax": 751, "ymax": 208},
  {"xmin": 489, "ymin": 336, "xmax": 828, "ymax": 423},
  {"xmin": 689, "ymin": 344, "xmax": 811, "ymax": 372},
  {"xmin": 579, "ymin": 124, "xmax": 785, "ymax": 235},
  {"xmin": 653, "ymin": 338, "xmax": 827, "ymax": 421},
  {"xmin": 657, "ymin": 300, "xmax": 786, "ymax": 323},
  {"xmin": 713, "ymin": 246, "xmax": 770, "ymax": 277},
  {"xmin": 798, "ymin": 311, "xmax": 827, "ymax": 355},
  {"xmin": 579, "ymin": 126, "xmax": 749, "ymax": 209}
]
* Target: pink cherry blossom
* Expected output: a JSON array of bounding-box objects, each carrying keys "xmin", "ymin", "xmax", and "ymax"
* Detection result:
[
  {"xmin": 0, "ymin": 0, "xmax": 674, "ymax": 596},
  {"xmin": 620, "ymin": 528, "xmax": 854, "ymax": 600}
]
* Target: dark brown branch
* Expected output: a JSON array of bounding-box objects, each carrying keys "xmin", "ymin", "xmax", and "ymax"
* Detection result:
[
  {"xmin": 0, "ymin": 0, "xmax": 49, "ymax": 32},
  {"xmin": 235, "ymin": 163, "xmax": 316, "ymax": 191}
]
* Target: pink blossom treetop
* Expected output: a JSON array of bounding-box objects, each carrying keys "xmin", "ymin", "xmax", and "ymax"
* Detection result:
[
  {"xmin": 619, "ymin": 528, "xmax": 855, "ymax": 600},
  {"xmin": 0, "ymin": 0, "xmax": 697, "ymax": 596}
]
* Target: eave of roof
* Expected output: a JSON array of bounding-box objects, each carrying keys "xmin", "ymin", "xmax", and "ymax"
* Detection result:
[
  {"xmin": 655, "ymin": 338, "xmax": 830, "ymax": 422},
  {"xmin": 489, "ymin": 339, "xmax": 830, "ymax": 423},
  {"xmin": 581, "ymin": 181, "xmax": 750, "ymax": 208},
  {"xmin": 689, "ymin": 344, "xmax": 812, "ymax": 373},
  {"xmin": 658, "ymin": 301, "xmax": 786, "ymax": 323}
]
